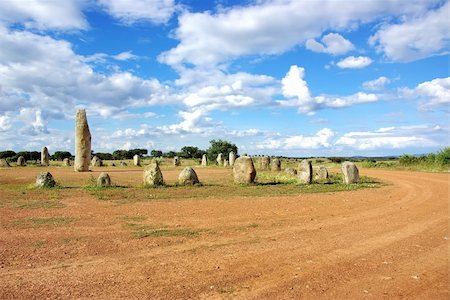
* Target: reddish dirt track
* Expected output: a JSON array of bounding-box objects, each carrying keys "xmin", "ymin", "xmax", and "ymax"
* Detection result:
[{"xmin": 0, "ymin": 167, "xmax": 449, "ymax": 299}]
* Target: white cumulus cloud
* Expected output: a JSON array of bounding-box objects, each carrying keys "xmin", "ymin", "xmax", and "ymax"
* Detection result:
[
  {"xmin": 336, "ymin": 56, "xmax": 373, "ymax": 69},
  {"xmin": 362, "ymin": 76, "xmax": 391, "ymax": 91},
  {"xmin": 98, "ymin": 0, "xmax": 177, "ymax": 24},
  {"xmin": 0, "ymin": 0, "xmax": 87, "ymax": 30},
  {"xmin": 400, "ymin": 77, "xmax": 450, "ymax": 111},
  {"xmin": 257, "ymin": 128, "xmax": 335, "ymax": 150},
  {"xmin": 305, "ymin": 33, "xmax": 354, "ymax": 55},
  {"xmin": 370, "ymin": 1, "xmax": 450, "ymax": 62},
  {"xmin": 279, "ymin": 65, "xmax": 378, "ymax": 114}
]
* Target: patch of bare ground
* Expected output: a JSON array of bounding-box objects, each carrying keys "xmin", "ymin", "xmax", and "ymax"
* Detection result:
[{"xmin": 0, "ymin": 166, "xmax": 448, "ymax": 299}]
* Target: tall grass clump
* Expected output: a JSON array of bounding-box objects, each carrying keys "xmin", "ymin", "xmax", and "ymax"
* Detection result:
[{"xmin": 398, "ymin": 147, "xmax": 450, "ymax": 171}]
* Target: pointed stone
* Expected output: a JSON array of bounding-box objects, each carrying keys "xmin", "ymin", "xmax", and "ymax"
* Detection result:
[
  {"xmin": 143, "ymin": 162, "xmax": 164, "ymax": 186},
  {"xmin": 41, "ymin": 147, "xmax": 49, "ymax": 166},
  {"xmin": 216, "ymin": 153, "xmax": 223, "ymax": 166},
  {"xmin": 74, "ymin": 109, "xmax": 91, "ymax": 172},
  {"xmin": 229, "ymin": 151, "xmax": 236, "ymax": 167},
  {"xmin": 201, "ymin": 154, "xmax": 208, "ymax": 166}
]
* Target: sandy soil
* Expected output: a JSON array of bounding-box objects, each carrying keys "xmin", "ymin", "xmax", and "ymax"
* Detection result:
[{"xmin": 0, "ymin": 167, "xmax": 448, "ymax": 299}]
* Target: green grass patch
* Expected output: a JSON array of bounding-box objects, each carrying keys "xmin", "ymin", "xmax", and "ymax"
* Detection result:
[{"xmin": 14, "ymin": 216, "xmax": 73, "ymax": 228}]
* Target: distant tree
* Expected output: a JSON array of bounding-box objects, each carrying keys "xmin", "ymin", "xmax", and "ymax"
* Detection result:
[
  {"xmin": 52, "ymin": 151, "xmax": 72, "ymax": 161},
  {"xmin": 151, "ymin": 150, "xmax": 163, "ymax": 157},
  {"xmin": 0, "ymin": 150, "xmax": 16, "ymax": 159},
  {"xmin": 179, "ymin": 146, "xmax": 205, "ymax": 159},
  {"xmin": 206, "ymin": 139, "xmax": 238, "ymax": 161},
  {"xmin": 163, "ymin": 151, "xmax": 177, "ymax": 158},
  {"xmin": 95, "ymin": 152, "xmax": 113, "ymax": 160},
  {"xmin": 14, "ymin": 151, "xmax": 40, "ymax": 161}
]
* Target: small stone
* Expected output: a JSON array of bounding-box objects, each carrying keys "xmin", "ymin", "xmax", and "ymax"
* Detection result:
[
  {"xmin": 35, "ymin": 172, "xmax": 56, "ymax": 188},
  {"xmin": 284, "ymin": 167, "xmax": 297, "ymax": 176},
  {"xmin": 0, "ymin": 159, "xmax": 11, "ymax": 167},
  {"xmin": 314, "ymin": 165, "xmax": 328, "ymax": 181},
  {"xmin": 143, "ymin": 162, "xmax": 164, "ymax": 186},
  {"xmin": 223, "ymin": 159, "xmax": 229, "ymax": 167},
  {"xmin": 298, "ymin": 160, "xmax": 312, "ymax": 184},
  {"xmin": 91, "ymin": 155, "xmax": 102, "ymax": 167},
  {"xmin": 201, "ymin": 154, "xmax": 208, "ymax": 166},
  {"xmin": 97, "ymin": 172, "xmax": 111, "ymax": 187},
  {"xmin": 178, "ymin": 167, "xmax": 200, "ymax": 185},
  {"xmin": 216, "ymin": 153, "xmax": 224, "ymax": 166},
  {"xmin": 174, "ymin": 156, "xmax": 181, "ymax": 166},
  {"xmin": 260, "ymin": 156, "xmax": 270, "ymax": 170},
  {"xmin": 63, "ymin": 158, "xmax": 71, "ymax": 166},
  {"xmin": 271, "ymin": 158, "xmax": 281, "ymax": 172},
  {"xmin": 133, "ymin": 154, "xmax": 141, "ymax": 166},
  {"xmin": 341, "ymin": 161, "xmax": 359, "ymax": 184},
  {"xmin": 233, "ymin": 156, "xmax": 256, "ymax": 184},
  {"xmin": 17, "ymin": 156, "xmax": 26, "ymax": 166},
  {"xmin": 229, "ymin": 151, "xmax": 236, "ymax": 167},
  {"xmin": 120, "ymin": 161, "xmax": 127, "ymax": 167}
]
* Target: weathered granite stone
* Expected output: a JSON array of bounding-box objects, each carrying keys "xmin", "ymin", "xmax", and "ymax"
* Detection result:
[
  {"xmin": 133, "ymin": 154, "xmax": 141, "ymax": 166},
  {"xmin": 341, "ymin": 161, "xmax": 359, "ymax": 184},
  {"xmin": 143, "ymin": 162, "xmax": 164, "ymax": 186},
  {"xmin": 216, "ymin": 153, "xmax": 223, "ymax": 166},
  {"xmin": 41, "ymin": 147, "xmax": 49, "ymax": 166},
  {"xmin": 74, "ymin": 109, "xmax": 91, "ymax": 172},
  {"xmin": 36, "ymin": 172, "xmax": 56, "ymax": 188},
  {"xmin": 201, "ymin": 154, "xmax": 208, "ymax": 166},
  {"xmin": 298, "ymin": 160, "xmax": 312, "ymax": 184},
  {"xmin": 17, "ymin": 156, "xmax": 26, "ymax": 166},
  {"xmin": 271, "ymin": 157, "xmax": 281, "ymax": 172},
  {"xmin": 233, "ymin": 156, "xmax": 256, "ymax": 184},
  {"xmin": 0, "ymin": 159, "xmax": 11, "ymax": 167},
  {"xmin": 174, "ymin": 156, "xmax": 181, "ymax": 166},
  {"xmin": 97, "ymin": 172, "xmax": 111, "ymax": 187},
  {"xmin": 178, "ymin": 167, "xmax": 200, "ymax": 185},
  {"xmin": 91, "ymin": 155, "xmax": 102, "ymax": 167},
  {"xmin": 229, "ymin": 151, "xmax": 236, "ymax": 167},
  {"xmin": 315, "ymin": 165, "xmax": 329, "ymax": 181},
  {"xmin": 260, "ymin": 156, "xmax": 270, "ymax": 170},
  {"xmin": 284, "ymin": 167, "xmax": 297, "ymax": 176},
  {"xmin": 63, "ymin": 158, "xmax": 71, "ymax": 166}
]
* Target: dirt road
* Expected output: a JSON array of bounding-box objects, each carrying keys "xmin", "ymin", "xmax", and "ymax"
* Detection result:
[{"xmin": 0, "ymin": 168, "xmax": 448, "ymax": 299}]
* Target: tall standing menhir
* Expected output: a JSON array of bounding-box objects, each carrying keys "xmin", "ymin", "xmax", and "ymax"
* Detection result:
[{"xmin": 74, "ymin": 109, "xmax": 91, "ymax": 172}]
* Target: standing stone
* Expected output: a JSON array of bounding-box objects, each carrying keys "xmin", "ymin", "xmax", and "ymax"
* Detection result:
[
  {"xmin": 63, "ymin": 158, "xmax": 71, "ymax": 166},
  {"xmin": 233, "ymin": 156, "xmax": 256, "ymax": 184},
  {"xmin": 201, "ymin": 154, "xmax": 208, "ymax": 166},
  {"xmin": 298, "ymin": 159, "xmax": 312, "ymax": 184},
  {"xmin": 0, "ymin": 159, "xmax": 11, "ymax": 167},
  {"xmin": 260, "ymin": 156, "xmax": 270, "ymax": 170},
  {"xmin": 143, "ymin": 162, "xmax": 164, "ymax": 186},
  {"xmin": 223, "ymin": 159, "xmax": 229, "ymax": 167},
  {"xmin": 341, "ymin": 161, "xmax": 359, "ymax": 184},
  {"xmin": 97, "ymin": 172, "xmax": 111, "ymax": 187},
  {"xmin": 216, "ymin": 153, "xmax": 223, "ymax": 166},
  {"xmin": 285, "ymin": 167, "xmax": 297, "ymax": 176},
  {"xmin": 133, "ymin": 154, "xmax": 141, "ymax": 166},
  {"xmin": 271, "ymin": 157, "xmax": 281, "ymax": 172},
  {"xmin": 315, "ymin": 165, "xmax": 329, "ymax": 181},
  {"xmin": 41, "ymin": 147, "xmax": 49, "ymax": 166},
  {"xmin": 91, "ymin": 155, "xmax": 102, "ymax": 167},
  {"xmin": 35, "ymin": 172, "xmax": 56, "ymax": 188},
  {"xmin": 173, "ymin": 156, "xmax": 181, "ymax": 166},
  {"xmin": 74, "ymin": 109, "xmax": 91, "ymax": 172},
  {"xmin": 178, "ymin": 167, "xmax": 200, "ymax": 185},
  {"xmin": 229, "ymin": 151, "xmax": 236, "ymax": 167},
  {"xmin": 120, "ymin": 161, "xmax": 127, "ymax": 167},
  {"xmin": 17, "ymin": 156, "xmax": 26, "ymax": 166}
]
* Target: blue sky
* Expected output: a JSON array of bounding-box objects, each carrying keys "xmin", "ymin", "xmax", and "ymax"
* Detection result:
[{"xmin": 0, "ymin": 0, "xmax": 449, "ymax": 157}]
